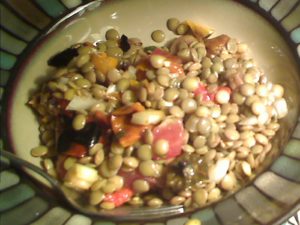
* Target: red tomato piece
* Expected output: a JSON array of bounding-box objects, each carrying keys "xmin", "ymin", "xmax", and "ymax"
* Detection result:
[
  {"xmin": 152, "ymin": 118, "xmax": 184, "ymax": 159},
  {"xmin": 151, "ymin": 48, "xmax": 184, "ymax": 77},
  {"xmin": 194, "ymin": 83, "xmax": 211, "ymax": 101},
  {"xmin": 194, "ymin": 84, "xmax": 232, "ymax": 103},
  {"xmin": 218, "ymin": 86, "xmax": 232, "ymax": 94},
  {"xmin": 104, "ymin": 188, "xmax": 134, "ymax": 207}
]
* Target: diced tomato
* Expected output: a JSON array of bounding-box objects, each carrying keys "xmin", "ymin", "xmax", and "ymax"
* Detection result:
[
  {"xmin": 218, "ymin": 86, "xmax": 232, "ymax": 95},
  {"xmin": 151, "ymin": 48, "xmax": 185, "ymax": 78},
  {"xmin": 104, "ymin": 188, "xmax": 134, "ymax": 207},
  {"xmin": 152, "ymin": 118, "xmax": 184, "ymax": 159},
  {"xmin": 194, "ymin": 84, "xmax": 232, "ymax": 103},
  {"xmin": 194, "ymin": 83, "xmax": 210, "ymax": 101},
  {"xmin": 64, "ymin": 143, "xmax": 87, "ymax": 158}
]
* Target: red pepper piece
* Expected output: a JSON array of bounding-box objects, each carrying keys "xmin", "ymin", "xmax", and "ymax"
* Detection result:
[
  {"xmin": 104, "ymin": 188, "xmax": 134, "ymax": 207},
  {"xmin": 93, "ymin": 111, "xmax": 110, "ymax": 126},
  {"xmin": 64, "ymin": 143, "xmax": 87, "ymax": 158}
]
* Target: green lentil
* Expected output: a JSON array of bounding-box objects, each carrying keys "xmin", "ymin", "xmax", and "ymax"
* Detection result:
[
  {"xmin": 133, "ymin": 179, "xmax": 150, "ymax": 193},
  {"xmin": 151, "ymin": 30, "xmax": 165, "ymax": 43},
  {"xmin": 106, "ymin": 47, "xmax": 123, "ymax": 58},
  {"xmin": 147, "ymin": 197, "xmax": 163, "ymax": 208},
  {"xmin": 100, "ymin": 201, "xmax": 115, "ymax": 209},
  {"xmin": 123, "ymin": 156, "xmax": 139, "ymax": 169},
  {"xmin": 139, "ymin": 160, "xmax": 159, "ymax": 177},
  {"xmin": 31, "ymin": 145, "xmax": 48, "ymax": 157},
  {"xmin": 137, "ymin": 144, "xmax": 152, "ymax": 160},
  {"xmin": 154, "ymin": 139, "xmax": 169, "ymax": 156},
  {"xmin": 105, "ymin": 40, "xmax": 118, "ymax": 48},
  {"xmin": 89, "ymin": 190, "xmax": 105, "ymax": 205},
  {"xmin": 176, "ymin": 23, "xmax": 189, "ymax": 35},
  {"xmin": 105, "ymin": 28, "xmax": 120, "ymax": 40},
  {"xmin": 72, "ymin": 114, "xmax": 86, "ymax": 130},
  {"xmin": 109, "ymin": 154, "xmax": 123, "ymax": 170},
  {"xmin": 167, "ymin": 18, "xmax": 180, "ymax": 31}
]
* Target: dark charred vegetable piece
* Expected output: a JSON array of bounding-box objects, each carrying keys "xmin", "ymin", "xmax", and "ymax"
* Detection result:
[
  {"xmin": 48, "ymin": 47, "xmax": 78, "ymax": 67},
  {"xmin": 57, "ymin": 121, "xmax": 103, "ymax": 153},
  {"xmin": 120, "ymin": 35, "xmax": 130, "ymax": 52}
]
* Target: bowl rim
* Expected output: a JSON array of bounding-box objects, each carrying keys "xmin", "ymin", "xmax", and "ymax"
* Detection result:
[{"xmin": 1, "ymin": 0, "xmax": 300, "ymax": 224}]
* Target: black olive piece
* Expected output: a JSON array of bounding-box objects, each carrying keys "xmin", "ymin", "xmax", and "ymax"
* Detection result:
[
  {"xmin": 76, "ymin": 122, "xmax": 103, "ymax": 148},
  {"xmin": 48, "ymin": 47, "xmax": 78, "ymax": 67},
  {"xmin": 57, "ymin": 122, "xmax": 103, "ymax": 153},
  {"xmin": 120, "ymin": 35, "xmax": 130, "ymax": 52}
]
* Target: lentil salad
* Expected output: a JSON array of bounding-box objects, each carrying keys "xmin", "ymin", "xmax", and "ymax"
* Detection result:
[{"xmin": 28, "ymin": 18, "xmax": 288, "ymax": 210}]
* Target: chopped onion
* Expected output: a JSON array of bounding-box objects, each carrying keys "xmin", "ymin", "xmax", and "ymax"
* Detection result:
[{"xmin": 66, "ymin": 96, "xmax": 103, "ymax": 111}]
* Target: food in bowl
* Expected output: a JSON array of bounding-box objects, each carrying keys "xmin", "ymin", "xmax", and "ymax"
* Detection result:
[{"xmin": 28, "ymin": 18, "xmax": 288, "ymax": 210}]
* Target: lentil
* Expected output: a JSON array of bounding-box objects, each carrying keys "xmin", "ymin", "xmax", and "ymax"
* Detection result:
[
  {"xmin": 151, "ymin": 30, "xmax": 165, "ymax": 43},
  {"xmin": 31, "ymin": 145, "xmax": 48, "ymax": 157},
  {"xmin": 105, "ymin": 28, "xmax": 120, "ymax": 40},
  {"xmin": 133, "ymin": 179, "xmax": 150, "ymax": 193},
  {"xmin": 154, "ymin": 139, "xmax": 169, "ymax": 156},
  {"xmin": 193, "ymin": 189, "xmax": 208, "ymax": 206},
  {"xmin": 167, "ymin": 18, "xmax": 180, "ymax": 31},
  {"xmin": 139, "ymin": 160, "xmax": 160, "ymax": 177},
  {"xmin": 182, "ymin": 77, "xmax": 199, "ymax": 92},
  {"xmin": 72, "ymin": 114, "xmax": 86, "ymax": 130},
  {"xmin": 176, "ymin": 23, "xmax": 189, "ymax": 35},
  {"xmin": 147, "ymin": 197, "xmax": 163, "ymax": 208},
  {"xmin": 89, "ymin": 190, "xmax": 105, "ymax": 205}
]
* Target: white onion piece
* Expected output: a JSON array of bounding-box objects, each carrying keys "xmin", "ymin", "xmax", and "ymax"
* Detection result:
[
  {"xmin": 107, "ymin": 84, "xmax": 117, "ymax": 93},
  {"xmin": 274, "ymin": 98, "xmax": 288, "ymax": 119},
  {"xmin": 208, "ymin": 158, "xmax": 230, "ymax": 183},
  {"xmin": 66, "ymin": 96, "xmax": 102, "ymax": 111}
]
